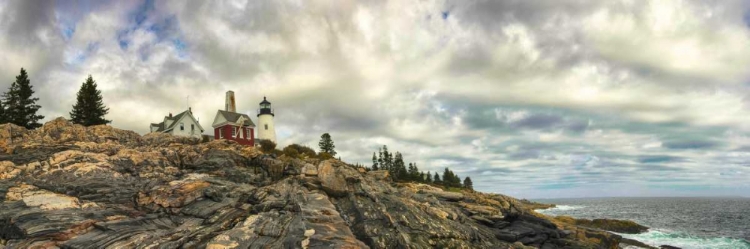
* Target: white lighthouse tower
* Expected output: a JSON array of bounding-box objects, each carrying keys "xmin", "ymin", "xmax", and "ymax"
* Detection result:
[{"xmin": 256, "ymin": 96, "xmax": 276, "ymax": 143}]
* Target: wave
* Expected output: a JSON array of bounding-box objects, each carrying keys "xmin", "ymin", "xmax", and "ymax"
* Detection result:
[
  {"xmin": 622, "ymin": 230, "xmax": 750, "ymax": 249},
  {"xmin": 536, "ymin": 205, "xmax": 584, "ymax": 214}
]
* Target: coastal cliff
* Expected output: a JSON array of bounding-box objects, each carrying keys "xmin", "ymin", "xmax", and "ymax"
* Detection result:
[{"xmin": 0, "ymin": 118, "xmax": 623, "ymax": 248}]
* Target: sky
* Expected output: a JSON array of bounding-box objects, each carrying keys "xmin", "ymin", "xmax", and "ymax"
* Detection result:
[{"xmin": 2, "ymin": 0, "xmax": 750, "ymax": 199}]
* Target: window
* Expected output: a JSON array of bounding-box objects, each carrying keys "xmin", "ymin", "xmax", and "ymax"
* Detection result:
[
  {"xmin": 180, "ymin": 123, "xmax": 184, "ymax": 131},
  {"xmin": 247, "ymin": 128, "xmax": 251, "ymax": 139},
  {"xmin": 219, "ymin": 128, "xmax": 223, "ymax": 138},
  {"xmin": 265, "ymin": 124, "xmax": 268, "ymax": 130},
  {"xmin": 191, "ymin": 124, "xmax": 194, "ymax": 130},
  {"xmin": 232, "ymin": 127, "xmax": 236, "ymax": 137}
]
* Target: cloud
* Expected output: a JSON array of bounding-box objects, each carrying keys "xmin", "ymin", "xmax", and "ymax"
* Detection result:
[
  {"xmin": 2, "ymin": 0, "xmax": 750, "ymax": 198},
  {"xmin": 663, "ymin": 140, "xmax": 721, "ymax": 150},
  {"xmin": 637, "ymin": 155, "xmax": 686, "ymax": 164}
]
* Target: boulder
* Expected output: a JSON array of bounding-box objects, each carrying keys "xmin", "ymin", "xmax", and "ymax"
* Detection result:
[
  {"xmin": 317, "ymin": 160, "xmax": 350, "ymax": 197},
  {"xmin": 302, "ymin": 163, "xmax": 318, "ymax": 176},
  {"xmin": 0, "ymin": 123, "xmax": 28, "ymax": 153}
]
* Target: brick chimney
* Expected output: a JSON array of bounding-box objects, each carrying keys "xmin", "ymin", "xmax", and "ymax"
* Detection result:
[{"xmin": 225, "ymin": 91, "xmax": 236, "ymax": 112}]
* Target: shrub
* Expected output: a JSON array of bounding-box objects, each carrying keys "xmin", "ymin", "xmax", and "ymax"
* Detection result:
[
  {"xmin": 282, "ymin": 146, "xmax": 299, "ymax": 158},
  {"xmin": 258, "ymin": 139, "xmax": 276, "ymax": 153},
  {"xmin": 318, "ymin": 152, "xmax": 334, "ymax": 160}
]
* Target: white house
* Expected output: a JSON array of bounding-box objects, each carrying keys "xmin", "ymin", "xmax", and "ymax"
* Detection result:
[{"xmin": 149, "ymin": 108, "xmax": 205, "ymax": 139}]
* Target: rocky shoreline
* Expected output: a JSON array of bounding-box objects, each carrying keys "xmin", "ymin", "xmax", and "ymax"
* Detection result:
[
  {"xmin": 541, "ymin": 211, "xmax": 678, "ymax": 249},
  {"xmin": 1, "ymin": 118, "xmax": 631, "ymax": 248}
]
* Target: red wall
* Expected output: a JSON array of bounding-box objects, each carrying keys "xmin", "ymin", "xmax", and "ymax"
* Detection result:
[{"xmin": 214, "ymin": 125, "xmax": 254, "ymax": 146}]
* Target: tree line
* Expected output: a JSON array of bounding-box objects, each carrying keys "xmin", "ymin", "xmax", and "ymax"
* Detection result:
[
  {"xmin": 371, "ymin": 145, "xmax": 473, "ymax": 191},
  {"xmin": 259, "ymin": 133, "xmax": 475, "ymax": 191},
  {"xmin": 0, "ymin": 68, "xmax": 110, "ymax": 128}
]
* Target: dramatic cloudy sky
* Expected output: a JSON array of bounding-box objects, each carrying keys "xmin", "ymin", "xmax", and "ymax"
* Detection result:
[{"xmin": 3, "ymin": 0, "xmax": 750, "ymax": 198}]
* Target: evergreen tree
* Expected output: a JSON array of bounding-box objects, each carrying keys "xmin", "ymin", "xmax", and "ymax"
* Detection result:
[
  {"xmin": 395, "ymin": 152, "xmax": 408, "ymax": 181},
  {"xmin": 419, "ymin": 172, "xmax": 425, "ymax": 183},
  {"xmin": 442, "ymin": 168, "xmax": 452, "ymax": 187},
  {"xmin": 442, "ymin": 168, "xmax": 462, "ymax": 188},
  {"xmin": 372, "ymin": 152, "xmax": 379, "ymax": 171},
  {"xmin": 70, "ymin": 75, "xmax": 110, "ymax": 126},
  {"xmin": 391, "ymin": 152, "xmax": 401, "ymax": 180},
  {"xmin": 464, "ymin": 177, "xmax": 474, "ymax": 191},
  {"xmin": 406, "ymin": 163, "xmax": 417, "ymax": 181},
  {"xmin": 2, "ymin": 68, "xmax": 44, "ymax": 129},
  {"xmin": 382, "ymin": 145, "xmax": 392, "ymax": 170},
  {"xmin": 377, "ymin": 148, "xmax": 384, "ymax": 171},
  {"xmin": 408, "ymin": 163, "xmax": 420, "ymax": 181},
  {"xmin": 0, "ymin": 100, "xmax": 6, "ymax": 124},
  {"xmin": 426, "ymin": 171, "xmax": 432, "ymax": 183},
  {"xmin": 433, "ymin": 173, "xmax": 441, "ymax": 185},
  {"xmin": 318, "ymin": 133, "xmax": 336, "ymax": 156}
]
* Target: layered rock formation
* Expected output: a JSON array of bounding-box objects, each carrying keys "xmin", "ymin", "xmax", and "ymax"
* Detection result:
[
  {"xmin": 0, "ymin": 118, "xmax": 622, "ymax": 248},
  {"xmin": 553, "ymin": 216, "xmax": 649, "ymax": 234}
]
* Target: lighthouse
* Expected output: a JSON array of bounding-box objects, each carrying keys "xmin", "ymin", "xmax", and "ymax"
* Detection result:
[{"xmin": 257, "ymin": 96, "xmax": 276, "ymax": 143}]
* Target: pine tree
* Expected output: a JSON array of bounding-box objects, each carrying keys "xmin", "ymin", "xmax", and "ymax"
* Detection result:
[
  {"xmin": 382, "ymin": 145, "xmax": 391, "ymax": 170},
  {"xmin": 70, "ymin": 75, "xmax": 110, "ymax": 126},
  {"xmin": 2, "ymin": 68, "xmax": 44, "ymax": 129},
  {"xmin": 408, "ymin": 163, "xmax": 420, "ymax": 181},
  {"xmin": 433, "ymin": 173, "xmax": 441, "ymax": 185},
  {"xmin": 390, "ymin": 151, "xmax": 400, "ymax": 180},
  {"xmin": 442, "ymin": 168, "xmax": 452, "ymax": 187},
  {"xmin": 442, "ymin": 168, "xmax": 462, "ymax": 188},
  {"xmin": 406, "ymin": 163, "xmax": 417, "ymax": 181},
  {"xmin": 372, "ymin": 152, "xmax": 379, "ymax": 171},
  {"xmin": 419, "ymin": 172, "xmax": 425, "ymax": 183},
  {"xmin": 318, "ymin": 133, "xmax": 336, "ymax": 156},
  {"xmin": 426, "ymin": 171, "xmax": 432, "ymax": 183},
  {"xmin": 0, "ymin": 100, "xmax": 6, "ymax": 124},
  {"xmin": 393, "ymin": 152, "xmax": 407, "ymax": 181},
  {"xmin": 464, "ymin": 177, "xmax": 474, "ymax": 191},
  {"xmin": 377, "ymin": 148, "xmax": 384, "ymax": 171}
]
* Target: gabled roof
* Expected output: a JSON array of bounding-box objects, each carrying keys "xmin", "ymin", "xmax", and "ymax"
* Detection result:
[
  {"xmin": 152, "ymin": 109, "xmax": 205, "ymax": 133},
  {"xmin": 151, "ymin": 122, "xmax": 166, "ymax": 132},
  {"xmin": 214, "ymin": 110, "xmax": 255, "ymax": 127}
]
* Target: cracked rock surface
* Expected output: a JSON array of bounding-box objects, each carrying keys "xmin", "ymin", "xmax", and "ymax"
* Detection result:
[{"xmin": 0, "ymin": 118, "xmax": 621, "ymax": 248}]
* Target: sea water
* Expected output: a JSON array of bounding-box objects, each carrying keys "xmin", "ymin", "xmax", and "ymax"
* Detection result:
[{"xmin": 534, "ymin": 197, "xmax": 750, "ymax": 249}]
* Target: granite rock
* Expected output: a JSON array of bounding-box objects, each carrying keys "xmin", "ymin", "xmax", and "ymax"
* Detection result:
[{"xmin": 0, "ymin": 118, "xmax": 623, "ymax": 248}]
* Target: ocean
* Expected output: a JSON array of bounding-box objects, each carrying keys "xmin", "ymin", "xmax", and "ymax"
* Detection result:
[{"xmin": 534, "ymin": 197, "xmax": 750, "ymax": 249}]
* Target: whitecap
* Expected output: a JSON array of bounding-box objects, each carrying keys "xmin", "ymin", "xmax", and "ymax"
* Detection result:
[
  {"xmin": 621, "ymin": 229, "xmax": 750, "ymax": 249},
  {"xmin": 536, "ymin": 205, "xmax": 584, "ymax": 214}
]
